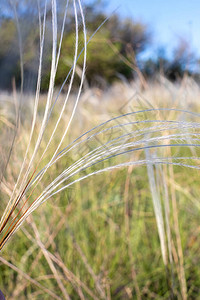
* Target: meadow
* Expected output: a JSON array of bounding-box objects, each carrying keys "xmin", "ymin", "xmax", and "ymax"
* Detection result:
[
  {"xmin": 0, "ymin": 78, "xmax": 200, "ymax": 299},
  {"xmin": 0, "ymin": 1, "xmax": 200, "ymax": 299}
]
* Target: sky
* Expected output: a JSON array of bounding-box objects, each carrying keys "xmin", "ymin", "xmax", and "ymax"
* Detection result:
[{"xmin": 103, "ymin": 0, "xmax": 200, "ymax": 58}]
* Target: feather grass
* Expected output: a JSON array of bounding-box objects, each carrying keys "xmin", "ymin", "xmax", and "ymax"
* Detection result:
[{"xmin": 0, "ymin": 2, "xmax": 200, "ymax": 298}]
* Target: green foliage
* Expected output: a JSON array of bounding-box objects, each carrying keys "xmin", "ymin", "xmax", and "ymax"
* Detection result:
[
  {"xmin": 0, "ymin": 1, "xmax": 198, "ymax": 90},
  {"xmin": 0, "ymin": 19, "xmax": 16, "ymax": 57},
  {"xmin": 54, "ymin": 29, "xmax": 132, "ymax": 87},
  {"xmin": 0, "ymin": 1, "xmax": 152, "ymax": 90}
]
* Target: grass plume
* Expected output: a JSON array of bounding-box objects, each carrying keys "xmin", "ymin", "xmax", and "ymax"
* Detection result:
[{"xmin": 0, "ymin": 1, "xmax": 200, "ymax": 298}]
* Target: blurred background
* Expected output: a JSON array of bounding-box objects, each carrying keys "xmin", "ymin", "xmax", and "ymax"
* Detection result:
[
  {"xmin": 0, "ymin": 0, "xmax": 200, "ymax": 92},
  {"xmin": 1, "ymin": 1, "xmax": 200, "ymax": 299}
]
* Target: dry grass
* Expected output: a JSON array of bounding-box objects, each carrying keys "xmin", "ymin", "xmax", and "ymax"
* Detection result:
[{"xmin": 0, "ymin": 0, "xmax": 200, "ymax": 298}]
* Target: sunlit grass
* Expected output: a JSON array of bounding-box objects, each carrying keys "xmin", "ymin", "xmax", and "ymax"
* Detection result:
[
  {"xmin": 0, "ymin": 0, "xmax": 200, "ymax": 298},
  {"xmin": 1, "ymin": 79, "xmax": 200, "ymax": 298}
]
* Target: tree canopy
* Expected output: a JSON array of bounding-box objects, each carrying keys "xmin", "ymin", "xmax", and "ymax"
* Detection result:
[{"xmin": 0, "ymin": 0, "xmax": 197, "ymax": 91}]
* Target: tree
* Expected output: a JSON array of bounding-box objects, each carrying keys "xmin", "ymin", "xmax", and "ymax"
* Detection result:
[
  {"xmin": 0, "ymin": 0, "xmax": 152, "ymax": 90},
  {"xmin": 165, "ymin": 37, "xmax": 196, "ymax": 81},
  {"xmin": 54, "ymin": 6, "xmax": 152, "ymax": 87}
]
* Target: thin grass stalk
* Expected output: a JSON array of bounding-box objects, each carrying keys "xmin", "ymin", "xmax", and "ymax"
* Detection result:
[
  {"xmin": 145, "ymin": 146, "xmax": 167, "ymax": 265},
  {"xmin": 0, "ymin": 5, "xmax": 199, "ymax": 295}
]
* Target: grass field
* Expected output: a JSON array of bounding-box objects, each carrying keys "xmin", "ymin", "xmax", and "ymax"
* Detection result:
[
  {"xmin": 0, "ymin": 1, "xmax": 200, "ymax": 299},
  {"xmin": 0, "ymin": 77, "xmax": 200, "ymax": 299}
]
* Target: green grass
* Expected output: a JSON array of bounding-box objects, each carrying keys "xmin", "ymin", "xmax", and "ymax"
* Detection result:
[
  {"xmin": 0, "ymin": 121, "xmax": 200, "ymax": 298},
  {"xmin": 0, "ymin": 1, "xmax": 200, "ymax": 298}
]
